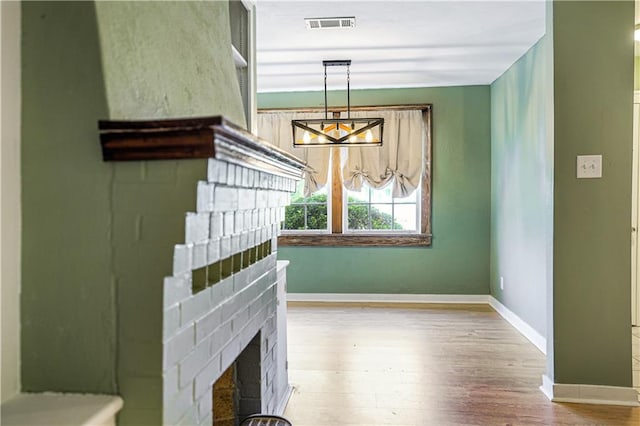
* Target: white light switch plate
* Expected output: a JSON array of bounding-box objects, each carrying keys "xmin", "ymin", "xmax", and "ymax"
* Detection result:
[{"xmin": 576, "ymin": 155, "xmax": 602, "ymax": 179}]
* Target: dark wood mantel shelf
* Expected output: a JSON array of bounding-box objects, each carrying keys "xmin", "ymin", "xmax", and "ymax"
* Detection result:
[{"xmin": 99, "ymin": 116, "xmax": 305, "ymax": 179}]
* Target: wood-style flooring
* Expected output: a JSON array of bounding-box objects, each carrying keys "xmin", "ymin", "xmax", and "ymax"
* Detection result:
[{"xmin": 283, "ymin": 303, "xmax": 640, "ymax": 425}]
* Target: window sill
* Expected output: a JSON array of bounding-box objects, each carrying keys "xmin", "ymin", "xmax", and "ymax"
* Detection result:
[{"xmin": 278, "ymin": 233, "xmax": 432, "ymax": 247}]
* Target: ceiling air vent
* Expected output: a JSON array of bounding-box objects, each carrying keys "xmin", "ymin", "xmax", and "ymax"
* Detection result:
[{"xmin": 305, "ymin": 17, "xmax": 356, "ymax": 30}]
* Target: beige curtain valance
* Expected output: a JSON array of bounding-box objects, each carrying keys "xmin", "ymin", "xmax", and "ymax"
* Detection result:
[
  {"xmin": 343, "ymin": 109, "xmax": 423, "ymax": 198},
  {"xmin": 257, "ymin": 108, "xmax": 424, "ymax": 198},
  {"xmin": 256, "ymin": 111, "xmax": 330, "ymax": 196}
]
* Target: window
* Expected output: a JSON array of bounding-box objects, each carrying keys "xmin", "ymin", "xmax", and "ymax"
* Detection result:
[
  {"xmin": 258, "ymin": 105, "xmax": 432, "ymax": 247},
  {"xmin": 346, "ymin": 184, "xmax": 419, "ymax": 232}
]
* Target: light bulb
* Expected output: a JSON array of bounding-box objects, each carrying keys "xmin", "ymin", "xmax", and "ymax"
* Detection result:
[
  {"xmin": 365, "ymin": 129, "xmax": 374, "ymax": 143},
  {"xmin": 302, "ymin": 131, "xmax": 311, "ymax": 144},
  {"xmin": 318, "ymin": 134, "xmax": 327, "ymax": 143},
  {"xmin": 349, "ymin": 134, "xmax": 358, "ymax": 143}
]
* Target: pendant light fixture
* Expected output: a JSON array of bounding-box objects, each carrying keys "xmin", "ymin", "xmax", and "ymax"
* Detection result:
[{"xmin": 292, "ymin": 60, "xmax": 383, "ymax": 147}]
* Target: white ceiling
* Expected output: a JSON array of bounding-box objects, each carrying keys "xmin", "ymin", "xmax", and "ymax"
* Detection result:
[{"xmin": 255, "ymin": 0, "xmax": 546, "ymax": 93}]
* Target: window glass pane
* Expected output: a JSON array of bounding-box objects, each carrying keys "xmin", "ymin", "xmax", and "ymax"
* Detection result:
[
  {"xmin": 305, "ymin": 203, "xmax": 328, "ymax": 230},
  {"xmin": 347, "ymin": 204, "xmax": 370, "ymax": 230},
  {"xmin": 371, "ymin": 185, "xmax": 392, "ymax": 203},
  {"xmin": 370, "ymin": 204, "xmax": 394, "ymax": 230},
  {"xmin": 394, "ymin": 203, "xmax": 417, "ymax": 231},
  {"xmin": 346, "ymin": 187, "xmax": 369, "ymax": 203},
  {"xmin": 283, "ymin": 205, "xmax": 305, "ymax": 230},
  {"xmin": 284, "ymin": 180, "xmax": 328, "ymax": 231}
]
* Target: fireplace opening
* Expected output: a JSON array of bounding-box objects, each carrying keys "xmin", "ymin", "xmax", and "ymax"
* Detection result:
[{"xmin": 212, "ymin": 333, "xmax": 262, "ymax": 426}]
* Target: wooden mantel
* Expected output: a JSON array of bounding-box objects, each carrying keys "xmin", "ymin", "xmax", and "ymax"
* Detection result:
[{"xmin": 99, "ymin": 116, "xmax": 305, "ymax": 179}]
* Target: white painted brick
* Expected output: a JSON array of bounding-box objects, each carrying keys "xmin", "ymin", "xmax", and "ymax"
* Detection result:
[
  {"xmin": 223, "ymin": 211, "xmax": 235, "ymax": 235},
  {"xmin": 209, "ymin": 280, "xmax": 225, "ymax": 305},
  {"xmin": 278, "ymin": 207, "xmax": 286, "ymax": 223},
  {"xmin": 176, "ymin": 406, "xmax": 198, "ymax": 426},
  {"xmin": 181, "ymin": 289, "xmax": 212, "ymax": 326},
  {"xmin": 192, "ymin": 241, "xmax": 208, "ymax": 270},
  {"xmin": 241, "ymin": 167, "xmax": 250, "ymax": 187},
  {"xmin": 164, "ymin": 275, "xmax": 191, "ymax": 307},
  {"xmin": 185, "ymin": 212, "xmax": 210, "ymax": 243},
  {"xmin": 195, "ymin": 306, "xmax": 223, "ymax": 341},
  {"xmin": 268, "ymin": 190, "xmax": 280, "ymax": 208},
  {"xmin": 272, "ymin": 235, "xmax": 278, "ymax": 252},
  {"xmin": 210, "ymin": 212, "xmax": 223, "ymax": 238},
  {"xmin": 197, "ymin": 392, "xmax": 213, "ymax": 423},
  {"xmin": 219, "ymin": 276, "xmax": 236, "ymax": 299},
  {"xmin": 220, "ymin": 236, "xmax": 231, "ymax": 259},
  {"xmin": 164, "ymin": 324, "xmax": 195, "ymax": 369},
  {"xmin": 235, "ymin": 165, "xmax": 243, "ymax": 188},
  {"xmin": 213, "ymin": 186, "xmax": 239, "ymax": 212},
  {"xmin": 240, "ymin": 232, "xmax": 249, "ymax": 251},
  {"xmin": 234, "ymin": 209, "xmax": 245, "ymax": 233},
  {"xmin": 163, "ymin": 365, "xmax": 179, "ymax": 404},
  {"xmin": 226, "ymin": 163, "xmax": 236, "ymax": 186},
  {"xmin": 199, "ymin": 412, "xmax": 213, "ymax": 426},
  {"xmin": 233, "ymin": 306, "xmax": 251, "ymax": 337},
  {"xmin": 256, "ymin": 190, "xmax": 268, "ymax": 208},
  {"xmin": 194, "ymin": 354, "xmax": 221, "ymax": 399},
  {"xmin": 179, "ymin": 336, "xmax": 212, "ymax": 387},
  {"xmin": 230, "ymin": 234, "xmax": 240, "ymax": 255},
  {"xmin": 238, "ymin": 188, "xmax": 256, "ymax": 210},
  {"xmin": 196, "ymin": 181, "xmax": 215, "ymax": 212},
  {"xmin": 163, "ymin": 304, "xmax": 181, "ymax": 341},
  {"xmin": 248, "ymin": 230, "xmax": 255, "ymax": 248},
  {"xmin": 210, "ymin": 320, "xmax": 233, "ymax": 354},
  {"xmin": 257, "ymin": 209, "xmax": 265, "ymax": 227},
  {"xmin": 252, "ymin": 210, "xmax": 259, "ymax": 228},
  {"xmin": 279, "ymin": 192, "xmax": 290, "ymax": 207},
  {"xmin": 248, "ymin": 169, "xmax": 256, "ymax": 188},
  {"xmin": 233, "ymin": 269, "xmax": 250, "ymax": 293},
  {"xmin": 163, "ymin": 384, "xmax": 193, "ymax": 425},
  {"xmin": 207, "ymin": 158, "xmax": 227, "ymax": 184},
  {"xmin": 244, "ymin": 210, "xmax": 253, "ymax": 231},
  {"xmin": 221, "ymin": 296, "xmax": 240, "ymax": 320},
  {"xmin": 207, "ymin": 238, "xmax": 220, "ymax": 264},
  {"xmin": 270, "ymin": 207, "xmax": 277, "ymax": 225},
  {"xmin": 221, "ymin": 336, "xmax": 241, "ymax": 372},
  {"xmin": 173, "ymin": 244, "xmax": 193, "ymax": 276}
]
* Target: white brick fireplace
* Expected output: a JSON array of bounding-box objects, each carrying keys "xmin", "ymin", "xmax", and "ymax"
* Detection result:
[
  {"xmin": 99, "ymin": 116, "xmax": 305, "ymax": 425},
  {"xmin": 162, "ymin": 159, "xmax": 297, "ymax": 425}
]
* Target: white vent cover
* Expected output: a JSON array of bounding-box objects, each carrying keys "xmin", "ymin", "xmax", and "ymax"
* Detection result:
[{"xmin": 305, "ymin": 17, "xmax": 356, "ymax": 30}]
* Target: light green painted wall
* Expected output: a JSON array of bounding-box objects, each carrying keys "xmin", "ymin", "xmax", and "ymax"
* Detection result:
[
  {"xmin": 552, "ymin": 0, "xmax": 634, "ymax": 387},
  {"xmin": 490, "ymin": 34, "xmax": 552, "ymax": 337},
  {"xmin": 21, "ymin": 0, "xmax": 114, "ymax": 394},
  {"xmin": 96, "ymin": 0, "xmax": 245, "ymax": 125},
  {"xmin": 22, "ymin": 1, "xmax": 245, "ymax": 423},
  {"xmin": 1, "ymin": 0, "xmax": 22, "ymax": 403},
  {"xmin": 259, "ymin": 86, "xmax": 491, "ymax": 294}
]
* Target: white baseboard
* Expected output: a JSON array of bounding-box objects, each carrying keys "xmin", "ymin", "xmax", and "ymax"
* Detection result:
[
  {"xmin": 287, "ymin": 293, "xmax": 490, "ymax": 304},
  {"xmin": 540, "ymin": 375, "xmax": 639, "ymax": 406},
  {"xmin": 488, "ymin": 296, "xmax": 546, "ymax": 355}
]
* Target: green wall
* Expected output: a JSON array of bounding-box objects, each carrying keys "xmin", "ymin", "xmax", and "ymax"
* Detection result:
[
  {"xmin": 22, "ymin": 1, "xmax": 245, "ymax": 424},
  {"xmin": 552, "ymin": 0, "xmax": 634, "ymax": 387},
  {"xmin": 490, "ymin": 34, "xmax": 552, "ymax": 337},
  {"xmin": 259, "ymin": 86, "xmax": 491, "ymax": 294},
  {"xmin": 21, "ymin": 0, "xmax": 114, "ymax": 394}
]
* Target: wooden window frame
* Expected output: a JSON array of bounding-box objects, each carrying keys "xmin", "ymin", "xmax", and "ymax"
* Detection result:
[{"xmin": 260, "ymin": 104, "xmax": 432, "ymax": 247}]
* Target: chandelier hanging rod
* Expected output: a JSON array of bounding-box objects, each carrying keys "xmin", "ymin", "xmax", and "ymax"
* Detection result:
[{"xmin": 323, "ymin": 60, "xmax": 352, "ymax": 120}]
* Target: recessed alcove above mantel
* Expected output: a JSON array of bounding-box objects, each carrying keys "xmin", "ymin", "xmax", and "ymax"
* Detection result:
[{"xmin": 98, "ymin": 115, "xmax": 304, "ymax": 180}]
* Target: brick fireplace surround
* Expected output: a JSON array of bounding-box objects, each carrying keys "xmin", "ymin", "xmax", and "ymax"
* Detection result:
[{"xmin": 102, "ymin": 117, "xmax": 305, "ymax": 425}]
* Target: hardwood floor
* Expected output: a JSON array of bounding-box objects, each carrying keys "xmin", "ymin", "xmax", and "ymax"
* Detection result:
[{"xmin": 283, "ymin": 303, "xmax": 640, "ymax": 425}]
